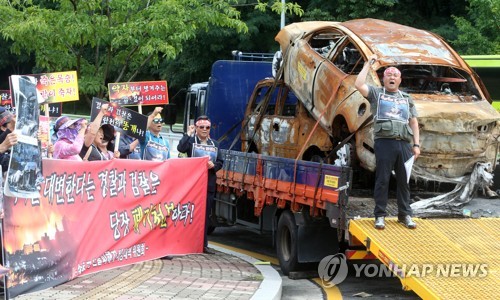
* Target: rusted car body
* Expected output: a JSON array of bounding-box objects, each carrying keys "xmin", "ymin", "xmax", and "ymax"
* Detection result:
[
  {"xmin": 242, "ymin": 78, "xmax": 334, "ymax": 161},
  {"xmin": 259, "ymin": 18, "xmax": 500, "ymax": 180}
]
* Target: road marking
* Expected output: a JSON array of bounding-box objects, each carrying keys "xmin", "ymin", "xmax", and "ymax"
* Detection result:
[
  {"xmin": 210, "ymin": 241, "xmax": 279, "ymax": 264},
  {"xmin": 312, "ymin": 278, "xmax": 343, "ymax": 299},
  {"xmin": 210, "ymin": 241, "xmax": 343, "ymax": 299}
]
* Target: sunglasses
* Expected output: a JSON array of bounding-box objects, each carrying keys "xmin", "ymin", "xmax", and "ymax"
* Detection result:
[
  {"xmin": 152, "ymin": 118, "xmax": 163, "ymax": 124},
  {"xmin": 198, "ymin": 126, "xmax": 210, "ymax": 130}
]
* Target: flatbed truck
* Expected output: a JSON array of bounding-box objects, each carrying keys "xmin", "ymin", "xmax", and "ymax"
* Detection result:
[
  {"xmin": 214, "ymin": 149, "xmax": 499, "ymax": 299},
  {"xmin": 176, "ymin": 53, "xmax": 499, "ymax": 300}
]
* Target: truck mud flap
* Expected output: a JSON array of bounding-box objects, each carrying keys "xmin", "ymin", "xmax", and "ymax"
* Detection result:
[
  {"xmin": 297, "ymin": 224, "xmax": 339, "ymax": 263},
  {"xmin": 325, "ymin": 201, "xmax": 347, "ymax": 230}
]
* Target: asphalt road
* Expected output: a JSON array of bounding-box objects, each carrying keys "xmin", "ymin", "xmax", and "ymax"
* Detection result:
[{"xmin": 209, "ymin": 225, "xmax": 420, "ymax": 300}]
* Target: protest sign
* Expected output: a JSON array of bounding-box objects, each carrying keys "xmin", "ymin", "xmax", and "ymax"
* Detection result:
[
  {"xmin": 4, "ymin": 75, "xmax": 44, "ymax": 198},
  {"xmin": 192, "ymin": 143, "xmax": 218, "ymax": 163},
  {"xmin": 31, "ymin": 71, "xmax": 79, "ymax": 103},
  {"xmin": 90, "ymin": 97, "xmax": 148, "ymax": 141},
  {"xmin": 2, "ymin": 158, "xmax": 208, "ymax": 298},
  {"xmin": 108, "ymin": 81, "xmax": 168, "ymax": 106}
]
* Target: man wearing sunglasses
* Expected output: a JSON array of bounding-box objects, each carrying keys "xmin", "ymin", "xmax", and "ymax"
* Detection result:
[
  {"xmin": 177, "ymin": 115, "xmax": 224, "ymax": 254},
  {"xmin": 140, "ymin": 107, "xmax": 170, "ymax": 161}
]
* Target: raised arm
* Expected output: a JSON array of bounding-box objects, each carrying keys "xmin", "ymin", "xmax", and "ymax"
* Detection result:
[
  {"xmin": 355, "ymin": 54, "xmax": 377, "ymax": 98},
  {"xmin": 84, "ymin": 103, "xmax": 109, "ymax": 147},
  {"xmin": 147, "ymin": 107, "xmax": 163, "ymax": 128}
]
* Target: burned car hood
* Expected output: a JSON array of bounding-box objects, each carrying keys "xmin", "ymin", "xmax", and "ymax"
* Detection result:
[{"xmin": 414, "ymin": 97, "xmax": 500, "ymax": 132}]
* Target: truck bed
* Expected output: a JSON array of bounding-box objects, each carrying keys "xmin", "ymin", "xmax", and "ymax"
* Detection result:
[
  {"xmin": 217, "ymin": 149, "xmax": 351, "ymax": 215},
  {"xmin": 347, "ymin": 195, "xmax": 500, "ymax": 218},
  {"xmin": 349, "ymin": 217, "xmax": 499, "ymax": 299}
]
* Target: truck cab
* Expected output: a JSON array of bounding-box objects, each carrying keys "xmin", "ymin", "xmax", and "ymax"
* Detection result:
[
  {"xmin": 181, "ymin": 55, "xmax": 273, "ymax": 150},
  {"xmin": 183, "ymin": 81, "xmax": 208, "ymax": 133}
]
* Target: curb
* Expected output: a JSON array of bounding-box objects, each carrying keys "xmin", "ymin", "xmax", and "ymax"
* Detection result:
[{"xmin": 209, "ymin": 243, "xmax": 282, "ymax": 300}]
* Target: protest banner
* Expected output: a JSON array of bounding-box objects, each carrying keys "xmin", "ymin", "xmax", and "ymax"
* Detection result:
[
  {"xmin": 143, "ymin": 140, "xmax": 169, "ymax": 161},
  {"xmin": 90, "ymin": 97, "xmax": 148, "ymax": 141},
  {"xmin": 31, "ymin": 71, "xmax": 79, "ymax": 103},
  {"xmin": 2, "ymin": 157, "xmax": 208, "ymax": 298},
  {"xmin": 4, "ymin": 75, "xmax": 45, "ymax": 198},
  {"xmin": 40, "ymin": 102, "xmax": 62, "ymax": 117},
  {"xmin": 0, "ymin": 90, "xmax": 13, "ymax": 112},
  {"xmin": 108, "ymin": 81, "xmax": 168, "ymax": 106}
]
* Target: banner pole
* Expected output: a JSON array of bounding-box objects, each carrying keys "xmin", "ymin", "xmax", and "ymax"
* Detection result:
[
  {"xmin": 44, "ymin": 103, "xmax": 52, "ymax": 158},
  {"xmin": 114, "ymin": 131, "xmax": 121, "ymax": 154},
  {"xmin": 1, "ymin": 216, "xmax": 9, "ymax": 300}
]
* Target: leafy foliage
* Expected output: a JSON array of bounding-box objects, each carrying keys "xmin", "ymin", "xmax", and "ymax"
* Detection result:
[
  {"xmin": 451, "ymin": 0, "xmax": 500, "ymax": 54},
  {"xmin": 0, "ymin": 0, "xmax": 248, "ymax": 107},
  {"xmin": 0, "ymin": 0, "xmax": 497, "ymax": 113}
]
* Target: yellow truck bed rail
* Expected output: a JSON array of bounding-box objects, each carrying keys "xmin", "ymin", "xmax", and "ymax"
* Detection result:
[{"xmin": 349, "ymin": 218, "xmax": 499, "ymax": 299}]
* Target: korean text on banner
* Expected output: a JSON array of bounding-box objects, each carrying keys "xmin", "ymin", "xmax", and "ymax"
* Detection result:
[
  {"xmin": 108, "ymin": 81, "xmax": 168, "ymax": 106},
  {"xmin": 2, "ymin": 157, "xmax": 208, "ymax": 299},
  {"xmin": 33, "ymin": 71, "xmax": 79, "ymax": 103}
]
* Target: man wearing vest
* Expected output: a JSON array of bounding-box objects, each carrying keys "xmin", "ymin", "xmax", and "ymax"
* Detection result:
[
  {"xmin": 177, "ymin": 115, "xmax": 224, "ymax": 254},
  {"xmin": 140, "ymin": 107, "xmax": 170, "ymax": 161},
  {"xmin": 355, "ymin": 54, "xmax": 421, "ymax": 230}
]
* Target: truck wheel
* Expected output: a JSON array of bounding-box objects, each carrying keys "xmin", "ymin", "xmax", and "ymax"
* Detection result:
[{"xmin": 276, "ymin": 210, "xmax": 298, "ymax": 275}]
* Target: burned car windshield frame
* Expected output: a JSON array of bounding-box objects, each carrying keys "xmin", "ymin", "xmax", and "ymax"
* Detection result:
[{"xmin": 304, "ymin": 29, "xmax": 482, "ymax": 101}]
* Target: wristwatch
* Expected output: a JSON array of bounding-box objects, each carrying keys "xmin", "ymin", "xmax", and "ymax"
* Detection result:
[{"xmin": 413, "ymin": 144, "xmax": 420, "ymax": 148}]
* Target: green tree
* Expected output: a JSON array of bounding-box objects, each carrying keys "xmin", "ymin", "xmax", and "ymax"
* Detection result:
[
  {"xmin": 159, "ymin": 0, "xmax": 303, "ymax": 92},
  {"xmin": 452, "ymin": 0, "xmax": 500, "ymax": 54},
  {"xmin": 0, "ymin": 0, "xmax": 248, "ymax": 108}
]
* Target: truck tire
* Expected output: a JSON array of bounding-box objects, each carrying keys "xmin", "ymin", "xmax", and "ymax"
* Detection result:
[{"xmin": 276, "ymin": 210, "xmax": 298, "ymax": 275}]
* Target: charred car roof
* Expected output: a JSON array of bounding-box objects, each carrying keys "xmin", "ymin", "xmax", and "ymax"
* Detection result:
[{"xmin": 276, "ymin": 19, "xmax": 468, "ymax": 69}]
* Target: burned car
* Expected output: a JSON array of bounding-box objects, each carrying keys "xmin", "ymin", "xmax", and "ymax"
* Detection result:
[{"xmin": 267, "ymin": 19, "xmax": 500, "ymax": 181}]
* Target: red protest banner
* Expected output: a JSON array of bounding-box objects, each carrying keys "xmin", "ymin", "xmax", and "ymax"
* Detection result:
[
  {"xmin": 108, "ymin": 81, "xmax": 168, "ymax": 106},
  {"xmin": 2, "ymin": 157, "xmax": 208, "ymax": 298}
]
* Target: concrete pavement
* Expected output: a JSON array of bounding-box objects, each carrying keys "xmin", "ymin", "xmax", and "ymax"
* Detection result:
[{"xmin": 14, "ymin": 243, "xmax": 282, "ymax": 300}]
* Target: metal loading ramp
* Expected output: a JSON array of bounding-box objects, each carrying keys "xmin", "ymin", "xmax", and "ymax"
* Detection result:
[{"xmin": 348, "ymin": 218, "xmax": 500, "ymax": 300}]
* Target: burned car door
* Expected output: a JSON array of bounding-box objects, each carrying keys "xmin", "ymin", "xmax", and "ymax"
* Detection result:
[
  {"xmin": 268, "ymin": 86, "xmax": 301, "ymax": 158},
  {"xmin": 242, "ymin": 80, "xmax": 301, "ymax": 157},
  {"xmin": 242, "ymin": 81, "xmax": 273, "ymax": 154}
]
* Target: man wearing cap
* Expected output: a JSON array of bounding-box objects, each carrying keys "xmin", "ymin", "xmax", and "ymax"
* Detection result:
[
  {"xmin": 0, "ymin": 107, "xmax": 15, "ymax": 137},
  {"xmin": 140, "ymin": 107, "xmax": 170, "ymax": 161},
  {"xmin": 177, "ymin": 115, "xmax": 224, "ymax": 254},
  {"xmin": 355, "ymin": 54, "xmax": 420, "ymax": 230}
]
